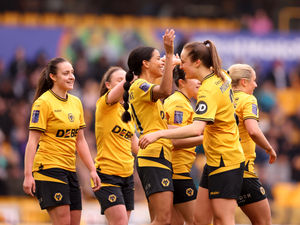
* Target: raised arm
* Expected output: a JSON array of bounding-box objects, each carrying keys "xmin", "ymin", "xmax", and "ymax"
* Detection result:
[
  {"xmin": 23, "ymin": 130, "xmax": 41, "ymax": 196},
  {"xmin": 152, "ymin": 29, "xmax": 175, "ymax": 101},
  {"xmin": 106, "ymin": 79, "xmax": 126, "ymax": 105},
  {"xmin": 76, "ymin": 129, "xmax": 101, "ymax": 191},
  {"xmin": 244, "ymin": 119, "xmax": 277, "ymax": 164}
]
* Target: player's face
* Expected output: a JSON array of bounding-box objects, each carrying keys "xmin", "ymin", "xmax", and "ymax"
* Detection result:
[
  {"xmin": 148, "ymin": 49, "xmax": 164, "ymax": 78},
  {"xmin": 107, "ymin": 69, "xmax": 126, "ymax": 90},
  {"xmin": 54, "ymin": 61, "xmax": 75, "ymax": 91},
  {"xmin": 185, "ymin": 78, "xmax": 201, "ymax": 99},
  {"xmin": 245, "ymin": 71, "xmax": 257, "ymax": 95},
  {"xmin": 180, "ymin": 49, "xmax": 198, "ymax": 80}
]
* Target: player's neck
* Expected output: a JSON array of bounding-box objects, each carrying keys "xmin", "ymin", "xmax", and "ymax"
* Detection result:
[
  {"xmin": 139, "ymin": 71, "xmax": 155, "ymax": 84},
  {"xmin": 198, "ymin": 67, "xmax": 213, "ymax": 82},
  {"xmin": 51, "ymin": 87, "xmax": 68, "ymax": 99}
]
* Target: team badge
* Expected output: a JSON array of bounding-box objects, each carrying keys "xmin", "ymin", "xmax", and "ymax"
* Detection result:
[
  {"xmin": 161, "ymin": 178, "xmax": 170, "ymax": 187},
  {"xmin": 139, "ymin": 82, "xmax": 150, "ymax": 92},
  {"xmin": 31, "ymin": 110, "xmax": 40, "ymax": 123},
  {"xmin": 252, "ymin": 104, "xmax": 258, "ymax": 116},
  {"xmin": 186, "ymin": 188, "xmax": 194, "ymax": 197},
  {"xmin": 108, "ymin": 194, "xmax": 117, "ymax": 202},
  {"xmin": 68, "ymin": 113, "xmax": 74, "ymax": 122},
  {"xmin": 54, "ymin": 193, "xmax": 63, "ymax": 201},
  {"xmin": 260, "ymin": 186, "xmax": 266, "ymax": 195},
  {"xmin": 174, "ymin": 111, "xmax": 183, "ymax": 124},
  {"xmin": 195, "ymin": 101, "xmax": 207, "ymax": 115}
]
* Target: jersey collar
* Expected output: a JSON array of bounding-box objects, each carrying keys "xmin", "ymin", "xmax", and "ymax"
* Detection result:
[
  {"xmin": 49, "ymin": 89, "xmax": 68, "ymax": 102},
  {"xmin": 176, "ymin": 90, "xmax": 190, "ymax": 102},
  {"xmin": 202, "ymin": 72, "xmax": 214, "ymax": 82}
]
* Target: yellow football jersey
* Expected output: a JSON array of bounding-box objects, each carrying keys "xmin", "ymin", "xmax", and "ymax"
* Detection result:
[
  {"xmin": 129, "ymin": 78, "xmax": 173, "ymax": 163},
  {"xmin": 164, "ymin": 91, "xmax": 196, "ymax": 175},
  {"xmin": 29, "ymin": 90, "xmax": 86, "ymax": 172},
  {"xmin": 193, "ymin": 73, "xmax": 245, "ymax": 167},
  {"xmin": 234, "ymin": 90, "xmax": 259, "ymax": 178},
  {"xmin": 94, "ymin": 92, "xmax": 135, "ymax": 177}
]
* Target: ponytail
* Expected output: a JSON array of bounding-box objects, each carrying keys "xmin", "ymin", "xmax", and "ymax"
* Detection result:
[
  {"xmin": 122, "ymin": 70, "xmax": 134, "ymax": 122},
  {"xmin": 33, "ymin": 57, "xmax": 67, "ymax": 102},
  {"xmin": 203, "ymin": 40, "xmax": 224, "ymax": 81}
]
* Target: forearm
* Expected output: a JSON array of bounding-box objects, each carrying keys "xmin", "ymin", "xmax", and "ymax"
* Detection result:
[
  {"xmin": 159, "ymin": 54, "xmax": 173, "ymax": 96},
  {"xmin": 76, "ymin": 141, "xmax": 96, "ymax": 172},
  {"xmin": 24, "ymin": 143, "xmax": 36, "ymax": 177},
  {"xmin": 172, "ymin": 135, "xmax": 203, "ymax": 149},
  {"xmin": 106, "ymin": 80, "xmax": 126, "ymax": 104},
  {"xmin": 159, "ymin": 123, "xmax": 202, "ymax": 140},
  {"xmin": 250, "ymin": 130, "xmax": 273, "ymax": 152}
]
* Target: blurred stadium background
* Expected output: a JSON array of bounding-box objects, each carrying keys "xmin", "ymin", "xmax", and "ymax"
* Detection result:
[{"xmin": 0, "ymin": 0, "xmax": 300, "ymax": 224}]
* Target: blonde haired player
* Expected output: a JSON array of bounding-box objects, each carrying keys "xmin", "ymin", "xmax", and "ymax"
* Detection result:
[{"xmin": 228, "ymin": 63, "xmax": 276, "ymax": 225}]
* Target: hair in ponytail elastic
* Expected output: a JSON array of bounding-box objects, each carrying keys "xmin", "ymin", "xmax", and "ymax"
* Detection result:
[
  {"xmin": 33, "ymin": 57, "xmax": 67, "ymax": 102},
  {"xmin": 122, "ymin": 46, "xmax": 155, "ymax": 123},
  {"xmin": 184, "ymin": 40, "xmax": 224, "ymax": 81}
]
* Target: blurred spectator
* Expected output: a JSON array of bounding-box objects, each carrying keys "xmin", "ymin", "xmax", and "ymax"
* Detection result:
[{"xmin": 247, "ymin": 9, "xmax": 273, "ymax": 35}]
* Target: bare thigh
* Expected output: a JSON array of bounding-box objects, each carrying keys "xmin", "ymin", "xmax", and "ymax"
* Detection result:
[
  {"xmin": 240, "ymin": 198, "xmax": 271, "ymax": 225},
  {"xmin": 193, "ymin": 187, "xmax": 213, "ymax": 225}
]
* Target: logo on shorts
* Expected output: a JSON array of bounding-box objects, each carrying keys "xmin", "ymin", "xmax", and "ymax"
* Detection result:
[
  {"xmin": 108, "ymin": 194, "xmax": 117, "ymax": 202},
  {"xmin": 186, "ymin": 188, "xmax": 194, "ymax": 197},
  {"xmin": 260, "ymin": 186, "xmax": 266, "ymax": 195},
  {"xmin": 54, "ymin": 193, "xmax": 63, "ymax": 201},
  {"xmin": 68, "ymin": 113, "xmax": 75, "ymax": 122},
  {"xmin": 161, "ymin": 178, "xmax": 170, "ymax": 187}
]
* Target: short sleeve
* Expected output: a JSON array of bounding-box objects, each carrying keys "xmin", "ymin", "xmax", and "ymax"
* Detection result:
[
  {"xmin": 29, "ymin": 98, "xmax": 49, "ymax": 132},
  {"xmin": 243, "ymin": 95, "xmax": 259, "ymax": 121},
  {"xmin": 193, "ymin": 89, "xmax": 217, "ymax": 123},
  {"xmin": 133, "ymin": 80, "xmax": 156, "ymax": 102}
]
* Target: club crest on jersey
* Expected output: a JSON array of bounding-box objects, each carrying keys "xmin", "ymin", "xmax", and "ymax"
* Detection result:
[
  {"xmin": 108, "ymin": 194, "xmax": 117, "ymax": 203},
  {"xmin": 195, "ymin": 101, "xmax": 207, "ymax": 115},
  {"xmin": 174, "ymin": 111, "xmax": 183, "ymax": 124},
  {"xmin": 31, "ymin": 110, "xmax": 40, "ymax": 123},
  {"xmin": 68, "ymin": 113, "xmax": 75, "ymax": 122},
  {"xmin": 139, "ymin": 82, "xmax": 150, "ymax": 92},
  {"xmin": 54, "ymin": 193, "xmax": 63, "ymax": 201},
  {"xmin": 186, "ymin": 188, "xmax": 194, "ymax": 197},
  {"xmin": 252, "ymin": 104, "xmax": 258, "ymax": 116}
]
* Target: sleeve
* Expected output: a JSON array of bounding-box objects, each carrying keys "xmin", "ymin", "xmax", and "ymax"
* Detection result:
[
  {"xmin": 243, "ymin": 95, "xmax": 259, "ymax": 121},
  {"xmin": 193, "ymin": 88, "xmax": 217, "ymax": 123},
  {"xmin": 29, "ymin": 98, "xmax": 49, "ymax": 132},
  {"xmin": 78, "ymin": 99, "xmax": 86, "ymax": 129},
  {"xmin": 133, "ymin": 80, "xmax": 156, "ymax": 102},
  {"xmin": 164, "ymin": 98, "xmax": 191, "ymax": 126}
]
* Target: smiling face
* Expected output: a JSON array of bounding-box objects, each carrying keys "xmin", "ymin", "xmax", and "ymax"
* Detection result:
[
  {"xmin": 180, "ymin": 48, "xmax": 199, "ymax": 80},
  {"xmin": 147, "ymin": 49, "xmax": 164, "ymax": 79},
  {"xmin": 51, "ymin": 61, "xmax": 75, "ymax": 91}
]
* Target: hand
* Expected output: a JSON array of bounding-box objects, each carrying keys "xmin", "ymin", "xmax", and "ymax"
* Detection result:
[
  {"xmin": 139, "ymin": 132, "xmax": 161, "ymax": 149},
  {"xmin": 163, "ymin": 29, "xmax": 175, "ymax": 55},
  {"xmin": 90, "ymin": 170, "xmax": 101, "ymax": 192},
  {"xmin": 161, "ymin": 53, "xmax": 181, "ymax": 67},
  {"xmin": 23, "ymin": 175, "xmax": 35, "ymax": 197},
  {"xmin": 268, "ymin": 148, "xmax": 277, "ymax": 164}
]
